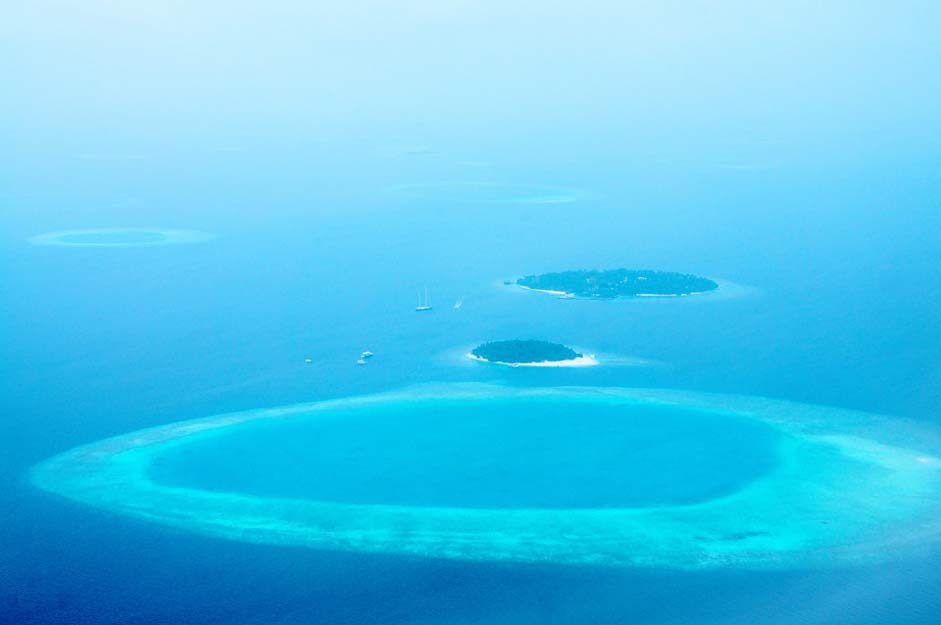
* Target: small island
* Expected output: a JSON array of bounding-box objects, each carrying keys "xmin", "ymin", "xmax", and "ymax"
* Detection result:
[
  {"xmin": 468, "ymin": 340, "xmax": 598, "ymax": 367},
  {"xmin": 516, "ymin": 269, "xmax": 718, "ymax": 299}
]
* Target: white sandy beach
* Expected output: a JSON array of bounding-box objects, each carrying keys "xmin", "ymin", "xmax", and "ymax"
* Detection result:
[
  {"xmin": 517, "ymin": 284, "xmax": 716, "ymax": 299},
  {"xmin": 635, "ymin": 291, "xmax": 711, "ymax": 297},
  {"xmin": 466, "ymin": 353, "xmax": 599, "ymax": 368},
  {"xmin": 515, "ymin": 285, "xmax": 575, "ymax": 297}
]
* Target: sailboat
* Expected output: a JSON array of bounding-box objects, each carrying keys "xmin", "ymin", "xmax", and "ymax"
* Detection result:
[{"xmin": 415, "ymin": 286, "xmax": 433, "ymax": 312}]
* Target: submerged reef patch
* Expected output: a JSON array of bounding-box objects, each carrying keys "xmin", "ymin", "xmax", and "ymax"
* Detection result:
[
  {"xmin": 27, "ymin": 228, "xmax": 214, "ymax": 247},
  {"xmin": 31, "ymin": 384, "xmax": 941, "ymax": 570},
  {"xmin": 388, "ymin": 182, "xmax": 582, "ymax": 204}
]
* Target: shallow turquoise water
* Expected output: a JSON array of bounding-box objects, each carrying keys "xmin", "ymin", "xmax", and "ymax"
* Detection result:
[
  {"xmin": 57, "ymin": 231, "xmax": 167, "ymax": 245},
  {"xmin": 150, "ymin": 398, "xmax": 781, "ymax": 509},
  {"xmin": 32, "ymin": 385, "xmax": 941, "ymax": 570},
  {"xmin": 388, "ymin": 182, "xmax": 581, "ymax": 204}
]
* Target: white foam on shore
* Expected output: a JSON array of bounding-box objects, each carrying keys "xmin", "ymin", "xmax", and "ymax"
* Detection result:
[{"xmin": 466, "ymin": 353, "xmax": 599, "ymax": 367}]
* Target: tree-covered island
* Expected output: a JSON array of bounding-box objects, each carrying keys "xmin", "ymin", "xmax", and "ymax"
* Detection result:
[
  {"xmin": 470, "ymin": 340, "xmax": 582, "ymax": 364},
  {"xmin": 516, "ymin": 269, "xmax": 718, "ymax": 298}
]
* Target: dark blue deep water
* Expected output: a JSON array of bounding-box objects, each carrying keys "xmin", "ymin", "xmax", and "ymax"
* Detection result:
[{"xmin": 4, "ymin": 2, "xmax": 941, "ymax": 624}]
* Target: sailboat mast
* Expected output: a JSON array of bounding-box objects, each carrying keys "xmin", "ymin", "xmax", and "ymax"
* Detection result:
[{"xmin": 416, "ymin": 285, "xmax": 432, "ymax": 311}]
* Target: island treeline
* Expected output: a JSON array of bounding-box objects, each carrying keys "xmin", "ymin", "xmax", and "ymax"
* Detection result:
[
  {"xmin": 517, "ymin": 269, "xmax": 718, "ymax": 298},
  {"xmin": 471, "ymin": 340, "xmax": 581, "ymax": 364}
]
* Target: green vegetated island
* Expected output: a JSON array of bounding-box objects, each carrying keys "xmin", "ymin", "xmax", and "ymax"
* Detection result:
[
  {"xmin": 469, "ymin": 340, "xmax": 596, "ymax": 367},
  {"xmin": 516, "ymin": 269, "xmax": 718, "ymax": 298}
]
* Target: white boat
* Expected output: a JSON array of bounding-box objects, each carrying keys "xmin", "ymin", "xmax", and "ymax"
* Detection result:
[
  {"xmin": 415, "ymin": 287, "xmax": 432, "ymax": 311},
  {"xmin": 360, "ymin": 351, "xmax": 374, "ymax": 359},
  {"xmin": 453, "ymin": 297, "xmax": 464, "ymax": 310},
  {"xmin": 356, "ymin": 358, "xmax": 368, "ymax": 366}
]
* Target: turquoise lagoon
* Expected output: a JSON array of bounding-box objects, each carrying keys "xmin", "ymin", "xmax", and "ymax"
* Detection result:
[{"xmin": 31, "ymin": 384, "xmax": 941, "ymax": 570}]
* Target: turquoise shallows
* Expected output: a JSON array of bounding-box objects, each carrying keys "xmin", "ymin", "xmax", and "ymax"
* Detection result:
[
  {"xmin": 31, "ymin": 384, "xmax": 941, "ymax": 570},
  {"xmin": 27, "ymin": 228, "xmax": 214, "ymax": 247},
  {"xmin": 387, "ymin": 182, "xmax": 582, "ymax": 204},
  {"xmin": 150, "ymin": 398, "xmax": 781, "ymax": 509}
]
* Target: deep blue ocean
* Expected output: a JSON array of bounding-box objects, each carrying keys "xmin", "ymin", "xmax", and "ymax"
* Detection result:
[{"xmin": 4, "ymin": 3, "xmax": 941, "ymax": 623}]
